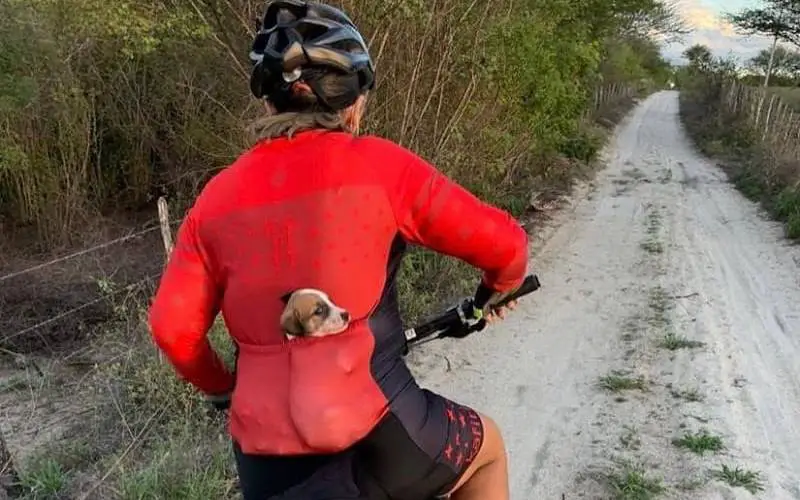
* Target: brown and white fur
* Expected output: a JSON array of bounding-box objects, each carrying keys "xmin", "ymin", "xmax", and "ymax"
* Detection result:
[{"xmin": 280, "ymin": 289, "xmax": 351, "ymax": 340}]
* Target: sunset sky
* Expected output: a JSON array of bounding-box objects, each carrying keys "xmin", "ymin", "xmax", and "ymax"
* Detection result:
[{"xmin": 663, "ymin": 0, "xmax": 774, "ymax": 64}]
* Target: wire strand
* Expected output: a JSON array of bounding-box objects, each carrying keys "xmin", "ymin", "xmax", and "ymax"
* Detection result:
[
  {"xmin": 1, "ymin": 272, "xmax": 163, "ymax": 345},
  {"xmin": 0, "ymin": 218, "xmax": 183, "ymax": 283}
]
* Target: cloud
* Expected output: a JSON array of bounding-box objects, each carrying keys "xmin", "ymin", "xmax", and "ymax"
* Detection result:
[{"xmin": 662, "ymin": 0, "xmax": 772, "ymax": 64}]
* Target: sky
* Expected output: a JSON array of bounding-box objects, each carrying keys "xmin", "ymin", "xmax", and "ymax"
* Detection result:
[{"xmin": 662, "ymin": 0, "xmax": 774, "ymax": 65}]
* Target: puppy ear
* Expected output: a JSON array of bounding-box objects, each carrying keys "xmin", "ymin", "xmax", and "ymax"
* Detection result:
[
  {"xmin": 280, "ymin": 291, "xmax": 294, "ymax": 304},
  {"xmin": 280, "ymin": 308, "xmax": 304, "ymax": 335}
]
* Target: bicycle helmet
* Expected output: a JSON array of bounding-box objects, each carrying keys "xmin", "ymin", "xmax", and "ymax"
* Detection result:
[{"xmin": 249, "ymin": 0, "xmax": 375, "ymax": 112}]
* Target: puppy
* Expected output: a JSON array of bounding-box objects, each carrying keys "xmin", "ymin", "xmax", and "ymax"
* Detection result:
[{"xmin": 280, "ymin": 289, "xmax": 351, "ymax": 340}]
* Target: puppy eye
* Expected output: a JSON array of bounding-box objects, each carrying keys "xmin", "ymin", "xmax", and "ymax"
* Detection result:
[{"xmin": 314, "ymin": 306, "xmax": 324, "ymax": 315}]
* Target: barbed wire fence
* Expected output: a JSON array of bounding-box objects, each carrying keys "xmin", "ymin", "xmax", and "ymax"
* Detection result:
[
  {"xmin": 0, "ymin": 197, "xmax": 181, "ymax": 490},
  {"xmin": 0, "ymin": 197, "xmax": 180, "ymax": 356}
]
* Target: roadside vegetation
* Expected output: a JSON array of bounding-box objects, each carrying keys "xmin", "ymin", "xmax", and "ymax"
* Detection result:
[
  {"xmin": 678, "ymin": 0, "xmax": 800, "ymax": 241},
  {"xmin": 0, "ymin": 0, "xmax": 682, "ymax": 498}
]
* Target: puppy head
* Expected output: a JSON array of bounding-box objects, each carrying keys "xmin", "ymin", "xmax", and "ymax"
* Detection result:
[{"xmin": 280, "ymin": 289, "xmax": 350, "ymax": 339}]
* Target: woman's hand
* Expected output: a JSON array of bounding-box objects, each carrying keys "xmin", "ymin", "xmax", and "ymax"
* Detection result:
[{"xmin": 484, "ymin": 299, "xmax": 518, "ymax": 325}]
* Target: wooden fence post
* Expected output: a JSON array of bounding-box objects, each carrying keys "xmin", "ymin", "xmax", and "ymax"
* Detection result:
[
  {"xmin": 784, "ymin": 111, "xmax": 796, "ymax": 143},
  {"xmin": 157, "ymin": 196, "xmax": 174, "ymax": 262},
  {"xmin": 762, "ymin": 95, "xmax": 778, "ymax": 140},
  {"xmin": 749, "ymin": 88, "xmax": 759, "ymax": 126}
]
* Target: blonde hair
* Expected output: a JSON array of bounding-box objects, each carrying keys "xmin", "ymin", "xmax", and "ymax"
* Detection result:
[
  {"xmin": 250, "ymin": 111, "xmax": 348, "ymax": 141},
  {"xmin": 249, "ymin": 76, "xmax": 360, "ymax": 141}
]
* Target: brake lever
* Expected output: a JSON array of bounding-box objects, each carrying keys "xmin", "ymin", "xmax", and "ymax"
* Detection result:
[{"xmin": 441, "ymin": 300, "xmax": 487, "ymax": 338}]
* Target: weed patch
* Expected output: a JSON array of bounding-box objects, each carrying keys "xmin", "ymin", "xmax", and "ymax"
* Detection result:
[
  {"xmin": 607, "ymin": 462, "xmax": 666, "ymax": 500},
  {"xmin": 670, "ymin": 388, "xmax": 704, "ymax": 402},
  {"xmin": 660, "ymin": 333, "xmax": 705, "ymax": 351},
  {"xmin": 711, "ymin": 464, "xmax": 765, "ymax": 494},
  {"xmin": 599, "ymin": 371, "xmax": 649, "ymax": 393},
  {"xmin": 672, "ymin": 430, "xmax": 724, "ymax": 455},
  {"xmin": 18, "ymin": 457, "xmax": 69, "ymax": 499}
]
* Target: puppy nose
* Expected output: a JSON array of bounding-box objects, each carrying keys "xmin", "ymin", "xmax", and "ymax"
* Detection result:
[{"xmin": 341, "ymin": 311, "xmax": 350, "ymax": 322}]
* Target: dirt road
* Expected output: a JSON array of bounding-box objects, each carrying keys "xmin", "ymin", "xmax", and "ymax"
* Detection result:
[{"xmin": 408, "ymin": 91, "xmax": 800, "ymax": 499}]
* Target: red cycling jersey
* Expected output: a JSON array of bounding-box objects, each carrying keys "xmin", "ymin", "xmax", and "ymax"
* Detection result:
[{"xmin": 148, "ymin": 130, "xmax": 528, "ymax": 455}]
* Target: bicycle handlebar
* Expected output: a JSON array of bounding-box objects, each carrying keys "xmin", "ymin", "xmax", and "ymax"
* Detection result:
[
  {"xmin": 209, "ymin": 274, "xmax": 540, "ymax": 411},
  {"xmin": 403, "ymin": 274, "xmax": 541, "ymax": 347}
]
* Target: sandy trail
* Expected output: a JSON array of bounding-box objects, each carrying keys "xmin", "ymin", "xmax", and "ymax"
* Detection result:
[{"xmin": 408, "ymin": 91, "xmax": 800, "ymax": 499}]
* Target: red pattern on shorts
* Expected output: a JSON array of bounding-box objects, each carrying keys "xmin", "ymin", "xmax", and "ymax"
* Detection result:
[{"xmin": 441, "ymin": 400, "xmax": 484, "ymax": 472}]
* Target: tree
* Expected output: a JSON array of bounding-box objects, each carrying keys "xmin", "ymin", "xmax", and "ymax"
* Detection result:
[
  {"xmin": 749, "ymin": 46, "xmax": 800, "ymax": 79},
  {"xmin": 582, "ymin": 0, "xmax": 689, "ymax": 41},
  {"xmin": 726, "ymin": 0, "xmax": 800, "ymax": 86},
  {"xmin": 616, "ymin": 0, "xmax": 689, "ymax": 42},
  {"xmin": 683, "ymin": 44, "xmax": 713, "ymax": 72},
  {"xmin": 727, "ymin": 0, "xmax": 800, "ymax": 45}
]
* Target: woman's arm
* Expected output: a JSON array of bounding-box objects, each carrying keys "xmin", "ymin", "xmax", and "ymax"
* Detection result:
[
  {"xmin": 148, "ymin": 214, "xmax": 235, "ymax": 395},
  {"xmin": 369, "ymin": 137, "xmax": 529, "ymax": 293}
]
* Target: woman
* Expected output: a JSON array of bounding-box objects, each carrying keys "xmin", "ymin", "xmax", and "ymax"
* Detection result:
[{"xmin": 148, "ymin": 1, "xmax": 529, "ymax": 499}]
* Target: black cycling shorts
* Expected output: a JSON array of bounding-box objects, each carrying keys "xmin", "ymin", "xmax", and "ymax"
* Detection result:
[{"xmin": 233, "ymin": 389, "xmax": 485, "ymax": 500}]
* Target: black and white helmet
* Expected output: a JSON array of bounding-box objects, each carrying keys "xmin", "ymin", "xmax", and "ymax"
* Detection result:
[{"xmin": 249, "ymin": 0, "xmax": 375, "ymax": 111}]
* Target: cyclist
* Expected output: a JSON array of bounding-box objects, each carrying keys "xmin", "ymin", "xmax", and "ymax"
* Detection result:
[{"xmin": 148, "ymin": 1, "xmax": 529, "ymax": 499}]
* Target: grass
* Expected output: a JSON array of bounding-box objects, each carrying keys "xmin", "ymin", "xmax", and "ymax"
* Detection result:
[
  {"xmin": 672, "ymin": 430, "xmax": 724, "ymax": 455},
  {"xmin": 5, "ymin": 285, "xmax": 241, "ymax": 500},
  {"xmin": 660, "ymin": 333, "xmax": 706, "ymax": 351},
  {"xmin": 711, "ymin": 464, "xmax": 766, "ymax": 494},
  {"xmin": 598, "ymin": 371, "xmax": 649, "ymax": 393},
  {"xmin": 670, "ymin": 388, "xmax": 704, "ymax": 402},
  {"xmin": 116, "ymin": 435, "xmax": 235, "ymax": 500},
  {"xmin": 18, "ymin": 458, "xmax": 69, "ymax": 499},
  {"xmin": 607, "ymin": 462, "xmax": 666, "ymax": 500},
  {"xmin": 771, "ymin": 186, "xmax": 800, "ymax": 240}
]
